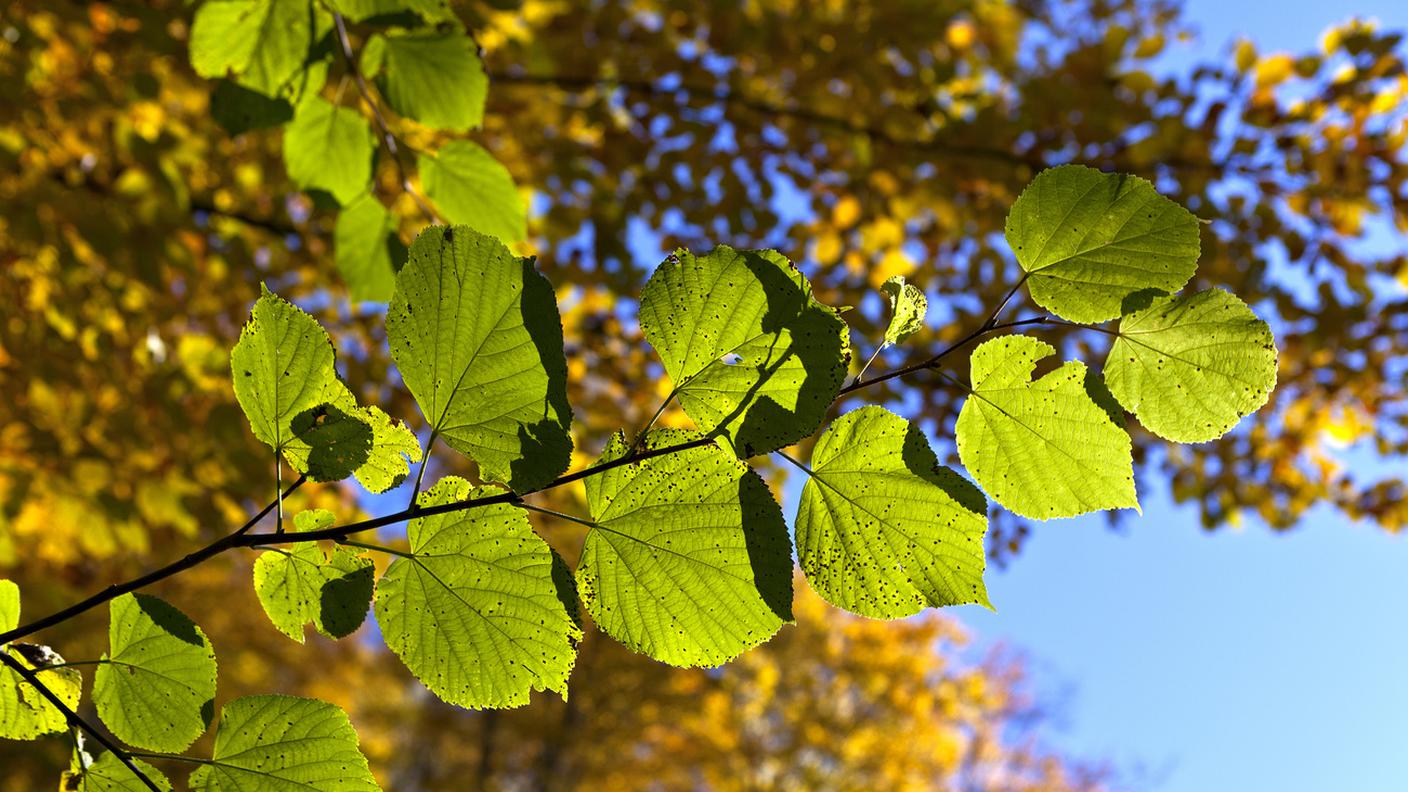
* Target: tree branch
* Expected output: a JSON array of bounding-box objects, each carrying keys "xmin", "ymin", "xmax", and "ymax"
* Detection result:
[
  {"xmin": 332, "ymin": 12, "xmax": 441, "ymax": 225},
  {"xmin": 0, "ymin": 651, "xmax": 160, "ymax": 792}
]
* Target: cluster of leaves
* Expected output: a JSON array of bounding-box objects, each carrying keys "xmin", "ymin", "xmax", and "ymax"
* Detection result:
[
  {"xmin": 189, "ymin": 0, "xmax": 527, "ymax": 300},
  {"xmin": 1, "ymin": 159, "xmax": 1278, "ymax": 787}
]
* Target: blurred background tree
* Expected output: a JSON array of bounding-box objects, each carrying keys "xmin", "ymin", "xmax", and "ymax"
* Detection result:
[{"xmin": 0, "ymin": 0, "xmax": 1403, "ymax": 788}]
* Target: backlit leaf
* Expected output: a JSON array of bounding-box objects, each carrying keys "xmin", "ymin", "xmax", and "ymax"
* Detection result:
[
  {"xmin": 578, "ymin": 430, "xmax": 793, "ymax": 667},
  {"xmin": 1, "ymin": 584, "xmax": 81, "ymax": 741},
  {"xmin": 880, "ymin": 275, "xmax": 927, "ymax": 345},
  {"xmin": 795, "ymin": 406, "xmax": 989, "ymax": 619},
  {"xmin": 372, "ymin": 32, "xmax": 487, "ymax": 131},
  {"xmin": 1005, "ymin": 165, "xmax": 1200, "ymax": 324},
  {"xmin": 956, "ymin": 335, "xmax": 1138, "ymax": 519},
  {"xmin": 334, "ymin": 192, "xmax": 405, "ymax": 303},
  {"xmin": 639, "ymin": 246, "xmax": 849, "ymax": 456},
  {"xmin": 65, "ymin": 753, "xmax": 172, "ymax": 792},
  {"xmin": 386, "ymin": 225, "xmax": 572, "ymax": 492},
  {"xmin": 1105, "ymin": 289, "xmax": 1279, "ymax": 442},
  {"xmin": 253, "ymin": 510, "xmax": 373, "ymax": 642},
  {"xmin": 189, "ymin": 0, "xmax": 330, "ymax": 99},
  {"xmin": 374, "ymin": 477, "xmax": 581, "ymax": 709},
  {"xmin": 93, "ymin": 594, "xmax": 217, "ymax": 753},
  {"xmin": 188, "ymin": 695, "xmax": 380, "ymax": 791}
]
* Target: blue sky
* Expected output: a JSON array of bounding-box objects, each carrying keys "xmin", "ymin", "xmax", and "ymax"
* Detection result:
[{"xmin": 950, "ymin": 2, "xmax": 1408, "ymax": 790}]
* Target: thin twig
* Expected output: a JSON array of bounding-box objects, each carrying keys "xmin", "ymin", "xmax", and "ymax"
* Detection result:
[
  {"xmin": 517, "ymin": 503, "xmax": 597, "ymax": 530},
  {"xmin": 840, "ymin": 315, "xmax": 1053, "ymax": 395},
  {"xmin": 0, "ymin": 652, "xmax": 160, "ymax": 792},
  {"xmin": 331, "ymin": 12, "xmax": 440, "ymax": 225},
  {"xmin": 0, "ymin": 476, "xmax": 305, "ymax": 645}
]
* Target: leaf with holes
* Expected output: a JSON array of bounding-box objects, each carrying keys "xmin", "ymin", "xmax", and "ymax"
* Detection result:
[
  {"xmin": 880, "ymin": 275, "xmax": 927, "ymax": 345},
  {"xmin": 956, "ymin": 335, "xmax": 1138, "ymax": 519},
  {"xmin": 1105, "ymin": 289, "xmax": 1278, "ymax": 442},
  {"xmin": 795, "ymin": 406, "xmax": 989, "ymax": 619},
  {"xmin": 0, "ymin": 643, "xmax": 82, "ymax": 740},
  {"xmin": 578, "ymin": 430, "xmax": 793, "ymax": 667},
  {"xmin": 639, "ymin": 246, "xmax": 849, "ymax": 457},
  {"xmin": 374, "ymin": 477, "xmax": 581, "ymax": 709},
  {"xmin": 387, "ymin": 225, "xmax": 572, "ymax": 492},
  {"xmin": 232, "ymin": 286, "xmax": 422, "ymax": 491},
  {"xmin": 253, "ymin": 510, "xmax": 373, "ymax": 642},
  {"xmin": 93, "ymin": 594, "xmax": 217, "ymax": 753},
  {"xmin": 64, "ymin": 752, "xmax": 172, "ymax": 792},
  {"xmin": 418, "ymin": 142, "xmax": 525, "ymax": 243},
  {"xmin": 1006, "ymin": 165, "xmax": 1200, "ymax": 324},
  {"xmin": 188, "ymin": 695, "xmax": 380, "ymax": 791}
]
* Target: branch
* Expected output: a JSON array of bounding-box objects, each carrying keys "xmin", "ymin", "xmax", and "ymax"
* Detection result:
[
  {"xmin": 488, "ymin": 70, "xmax": 1043, "ymax": 168},
  {"xmin": 0, "ymin": 651, "xmax": 160, "ymax": 792},
  {"xmin": 332, "ymin": 12, "xmax": 441, "ymax": 225},
  {"xmin": 0, "ymin": 476, "xmax": 306, "ymax": 646}
]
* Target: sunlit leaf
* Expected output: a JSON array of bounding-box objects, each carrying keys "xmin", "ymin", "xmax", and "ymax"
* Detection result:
[
  {"xmin": 386, "ymin": 225, "xmax": 572, "ymax": 492},
  {"xmin": 795, "ymin": 406, "xmax": 989, "ymax": 618},
  {"xmin": 253, "ymin": 510, "xmax": 373, "ymax": 642},
  {"xmin": 880, "ymin": 275, "xmax": 927, "ymax": 345},
  {"xmin": 93, "ymin": 594, "xmax": 217, "ymax": 753},
  {"xmin": 188, "ymin": 695, "xmax": 380, "ymax": 791},
  {"xmin": 64, "ymin": 752, "xmax": 172, "ymax": 792},
  {"xmin": 368, "ymin": 32, "xmax": 487, "ymax": 131},
  {"xmin": 1006, "ymin": 165, "xmax": 1200, "ymax": 324},
  {"xmin": 955, "ymin": 335, "xmax": 1138, "ymax": 519},
  {"xmin": 578, "ymin": 430, "xmax": 793, "ymax": 667},
  {"xmin": 639, "ymin": 246, "xmax": 849, "ymax": 456},
  {"xmin": 0, "ymin": 584, "xmax": 81, "ymax": 741},
  {"xmin": 1105, "ymin": 289, "xmax": 1278, "ymax": 442},
  {"xmin": 374, "ymin": 477, "xmax": 581, "ymax": 709},
  {"xmin": 282, "ymin": 96, "xmax": 375, "ymax": 205},
  {"xmin": 189, "ymin": 0, "xmax": 330, "ymax": 98}
]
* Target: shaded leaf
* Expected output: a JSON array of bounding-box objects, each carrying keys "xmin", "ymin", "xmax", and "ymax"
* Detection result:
[
  {"xmin": 418, "ymin": 141, "xmax": 526, "ymax": 243},
  {"xmin": 371, "ymin": 32, "xmax": 487, "ymax": 131},
  {"xmin": 253, "ymin": 510, "xmax": 373, "ymax": 642},
  {"xmin": 334, "ymin": 192, "xmax": 404, "ymax": 303},
  {"xmin": 955, "ymin": 335, "xmax": 1138, "ymax": 519},
  {"xmin": 639, "ymin": 246, "xmax": 849, "ymax": 456},
  {"xmin": 795, "ymin": 406, "xmax": 989, "ymax": 619},
  {"xmin": 374, "ymin": 477, "xmax": 581, "ymax": 709},
  {"xmin": 283, "ymin": 96, "xmax": 375, "ymax": 205},
  {"xmin": 578, "ymin": 430, "xmax": 793, "ymax": 667},
  {"xmin": 386, "ymin": 225, "xmax": 572, "ymax": 492}
]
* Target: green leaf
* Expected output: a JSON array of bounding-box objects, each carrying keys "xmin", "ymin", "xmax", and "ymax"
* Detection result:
[
  {"xmin": 956, "ymin": 335, "xmax": 1138, "ymax": 520},
  {"xmin": 374, "ymin": 477, "xmax": 581, "ymax": 709},
  {"xmin": 1105, "ymin": 288, "xmax": 1278, "ymax": 443},
  {"xmin": 880, "ymin": 275, "xmax": 927, "ymax": 345},
  {"xmin": 418, "ymin": 141, "xmax": 526, "ymax": 243},
  {"xmin": 386, "ymin": 225, "xmax": 572, "ymax": 492},
  {"xmin": 334, "ymin": 192, "xmax": 405, "ymax": 303},
  {"xmin": 330, "ymin": 0, "xmax": 454, "ymax": 23},
  {"xmin": 93, "ymin": 593, "xmax": 217, "ymax": 753},
  {"xmin": 209, "ymin": 79, "xmax": 293, "ymax": 136},
  {"xmin": 65, "ymin": 753, "xmax": 173, "ymax": 792},
  {"xmin": 232, "ymin": 286, "xmax": 421, "ymax": 491},
  {"xmin": 283, "ymin": 96, "xmax": 375, "ymax": 205},
  {"xmin": 253, "ymin": 510, "xmax": 374, "ymax": 642},
  {"xmin": 189, "ymin": 0, "xmax": 330, "ymax": 99},
  {"xmin": 578, "ymin": 430, "xmax": 793, "ymax": 667},
  {"xmin": 189, "ymin": 695, "xmax": 380, "ymax": 791},
  {"xmin": 0, "ymin": 579, "xmax": 16, "ymax": 633},
  {"xmin": 1005, "ymin": 165, "xmax": 1201, "ymax": 324},
  {"xmin": 371, "ymin": 32, "xmax": 487, "ymax": 131},
  {"xmin": 639, "ymin": 246, "xmax": 849, "ymax": 456},
  {"xmin": 795, "ymin": 406, "xmax": 989, "ymax": 619},
  {"xmin": 0, "ymin": 643, "xmax": 83, "ymax": 740}
]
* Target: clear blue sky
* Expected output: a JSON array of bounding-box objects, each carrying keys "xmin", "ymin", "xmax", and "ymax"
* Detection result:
[{"xmin": 952, "ymin": 3, "xmax": 1408, "ymax": 791}]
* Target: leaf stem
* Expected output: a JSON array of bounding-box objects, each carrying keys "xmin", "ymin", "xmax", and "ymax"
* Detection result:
[
  {"xmin": 336, "ymin": 538, "xmax": 414, "ymax": 559},
  {"xmin": 407, "ymin": 430, "xmax": 437, "ymax": 510},
  {"xmin": 516, "ymin": 503, "xmax": 597, "ymax": 530},
  {"xmin": 851, "ymin": 343, "xmax": 886, "ymax": 387},
  {"xmin": 773, "ymin": 449, "xmax": 816, "ymax": 477},
  {"xmin": 0, "ymin": 651, "xmax": 161, "ymax": 792},
  {"xmin": 127, "ymin": 751, "xmax": 213, "ymax": 767}
]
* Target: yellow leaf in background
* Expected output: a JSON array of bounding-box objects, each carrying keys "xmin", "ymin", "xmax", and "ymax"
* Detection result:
[
  {"xmin": 1235, "ymin": 39, "xmax": 1258, "ymax": 72},
  {"xmin": 1255, "ymin": 53, "xmax": 1295, "ymax": 87},
  {"xmin": 872, "ymin": 248, "xmax": 915, "ymax": 285},
  {"xmin": 832, "ymin": 195, "xmax": 861, "ymax": 227},
  {"xmin": 812, "ymin": 230, "xmax": 842, "ymax": 264},
  {"xmin": 946, "ymin": 19, "xmax": 976, "ymax": 50},
  {"xmin": 1134, "ymin": 34, "xmax": 1165, "ymax": 59}
]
